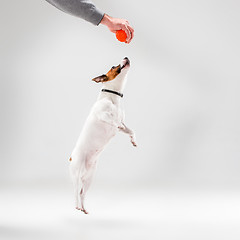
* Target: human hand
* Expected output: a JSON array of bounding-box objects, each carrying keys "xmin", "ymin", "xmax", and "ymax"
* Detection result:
[{"xmin": 100, "ymin": 14, "xmax": 134, "ymax": 44}]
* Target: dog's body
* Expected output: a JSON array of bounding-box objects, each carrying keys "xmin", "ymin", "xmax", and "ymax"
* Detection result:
[{"xmin": 69, "ymin": 57, "xmax": 136, "ymax": 214}]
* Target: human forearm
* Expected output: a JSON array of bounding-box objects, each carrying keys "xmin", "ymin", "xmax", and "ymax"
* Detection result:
[{"xmin": 45, "ymin": 0, "xmax": 104, "ymax": 25}]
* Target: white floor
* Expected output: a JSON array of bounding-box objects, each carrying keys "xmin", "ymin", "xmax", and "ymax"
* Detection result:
[{"xmin": 1, "ymin": 183, "xmax": 240, "ymax": 240}]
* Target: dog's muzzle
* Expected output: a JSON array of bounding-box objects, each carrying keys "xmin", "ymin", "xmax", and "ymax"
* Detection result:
[{"xmin": 121, "ymin": 57, "xmax": 130, "ymax": 70}]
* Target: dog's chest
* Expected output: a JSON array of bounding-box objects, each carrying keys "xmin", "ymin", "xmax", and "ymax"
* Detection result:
[{"xmin": 92, "ymin": 98, "xmax": 123, "ymax": 123}]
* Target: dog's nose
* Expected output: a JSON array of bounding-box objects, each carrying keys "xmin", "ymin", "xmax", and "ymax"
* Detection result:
[{"xmin": 123, "ymin": 57, "xmax": 130, "ymax": 64}]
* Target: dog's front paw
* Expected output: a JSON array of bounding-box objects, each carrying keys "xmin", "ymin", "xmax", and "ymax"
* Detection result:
[
  {"xmin": 132, "ymin": 142, "xmax": 137, "ymax": 147},
  {"xmin": 131, "ymin": 137, "xmax": 137, "ymax": 147}
]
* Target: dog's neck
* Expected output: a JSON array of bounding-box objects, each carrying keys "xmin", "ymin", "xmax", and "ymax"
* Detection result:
[{"xmin": 98, "ymin": 74, "xmax": 127, "ymax": 105}]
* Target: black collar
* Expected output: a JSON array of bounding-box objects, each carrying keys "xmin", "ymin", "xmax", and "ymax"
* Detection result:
[{"xmin": 101, "ymin": 89, "xmax": 123, "ymax": 98}]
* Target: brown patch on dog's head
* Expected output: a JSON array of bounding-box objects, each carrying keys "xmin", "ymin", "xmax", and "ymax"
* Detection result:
[
  {"xmin": 92, "ymin": 65, "xmax": 121, "ymax": 83},
  {"xmin": 106, "ymin": 64, "xmax": 121, "ymax": 81}
]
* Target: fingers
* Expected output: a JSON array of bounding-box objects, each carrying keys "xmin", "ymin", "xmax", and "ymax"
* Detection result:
[
  {"xmin": 126, "ymin": 25, "xmax": 134, "ymax": 44},
  {"xmin": 121, "ymin": 19, "xmax": 134, "ymax": 44},
  {"xmin": 121, "ymin": 24, "xmax": 131, "ymax": 43},
  {"xmin": 101, "ymin": 15, "xmax": 134, "ymax": 43},
  {"xmin": 120, "ymin": 21, "xmax": 134, "ymax": 44}
]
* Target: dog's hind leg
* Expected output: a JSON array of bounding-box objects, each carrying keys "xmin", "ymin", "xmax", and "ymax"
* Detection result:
[
  {"xmin": 69, "ymin": 158, "xmax": 83, "ymax": 210},
  {"xmin": 79, "ymin": 160, "xmax": 97, "ymax": 214}
]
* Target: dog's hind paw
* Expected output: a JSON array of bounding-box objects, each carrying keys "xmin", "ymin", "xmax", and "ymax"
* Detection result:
[
  {"xmin": 81, "ymin": 209, "xmax": 89, "ymax": 214},
  {"xmin": 76, "ymin": 206, "xmax": 88, "ymax": 214}
]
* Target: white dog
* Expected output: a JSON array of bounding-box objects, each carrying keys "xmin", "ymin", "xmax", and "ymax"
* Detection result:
[{"xmin": 69, "ymin": 57, "xmax": 137, "ymax": 214}]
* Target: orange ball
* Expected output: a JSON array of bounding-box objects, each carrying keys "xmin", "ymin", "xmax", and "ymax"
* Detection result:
[{"xmin": 116, "ymin": 30, "xmax": 127, "ymax": 42}]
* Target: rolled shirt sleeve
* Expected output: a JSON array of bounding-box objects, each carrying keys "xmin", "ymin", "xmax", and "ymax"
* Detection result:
[{"xmin": 45, "ymin": 0, "xmax": 104, "ymax": 25}]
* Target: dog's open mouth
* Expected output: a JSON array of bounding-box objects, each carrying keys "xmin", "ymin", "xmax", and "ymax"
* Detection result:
[{"xmin": 121, "ymin": 57, "xmax": 130, "ymax": 70}]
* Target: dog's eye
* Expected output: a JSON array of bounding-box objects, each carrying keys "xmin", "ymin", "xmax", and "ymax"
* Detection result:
[{"xmin": 112, "ymin": 66, "xmax": 116, "ymax": 69}]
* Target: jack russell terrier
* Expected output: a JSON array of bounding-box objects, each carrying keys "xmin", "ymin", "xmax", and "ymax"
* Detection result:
[{"xmin": 69, "ymin": 57, "xmax": 137, "ymax": 214}]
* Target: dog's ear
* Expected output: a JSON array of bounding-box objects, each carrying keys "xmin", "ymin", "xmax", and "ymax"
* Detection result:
[{"xmin": 92, "ymin": 74, "xmax": 108, "ymax": 83}]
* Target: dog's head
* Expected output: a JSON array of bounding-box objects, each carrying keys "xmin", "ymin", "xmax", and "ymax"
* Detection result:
[{"xmin": 92, "ymin": 57, "xmax": 130, "ymax": 83}]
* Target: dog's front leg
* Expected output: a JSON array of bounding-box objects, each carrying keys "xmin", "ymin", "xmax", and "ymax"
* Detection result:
[{"xmin": 118, "ymin": 123, "xmax": 137, "ymax": 147}]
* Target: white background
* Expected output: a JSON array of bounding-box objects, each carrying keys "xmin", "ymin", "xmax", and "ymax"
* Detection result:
[{"xmin": 1, "ymin": 0, "xmax": 240, "ymax": 239}]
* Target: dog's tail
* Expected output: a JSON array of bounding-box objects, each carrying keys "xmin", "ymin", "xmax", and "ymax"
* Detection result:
[{"xmin": 69, "ymin": 157, "xmax": 72, "ymax": 162}]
